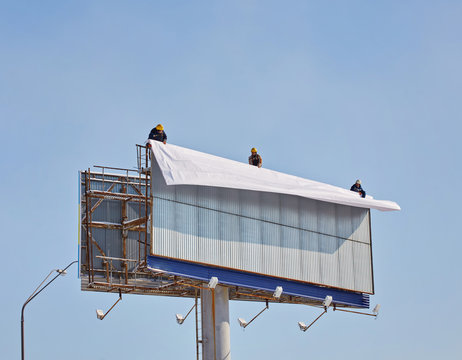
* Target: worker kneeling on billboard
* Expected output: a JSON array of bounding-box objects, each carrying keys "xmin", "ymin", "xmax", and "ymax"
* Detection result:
[
  {"xmin": 350, "ymin": 179, "xmax": 366, "ymax": 198},
  {"xmin": 248, "ymin": 147, "xmax": 262, "ymax": 168},
  {"xmin": 148, "ymin": 124, "xmax": 167, "ymax": 145}
]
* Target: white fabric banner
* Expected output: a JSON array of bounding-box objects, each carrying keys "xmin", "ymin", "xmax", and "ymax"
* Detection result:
[{"xmin": 148, "ymin": 140, "xmax": 400, "ymax": 212}]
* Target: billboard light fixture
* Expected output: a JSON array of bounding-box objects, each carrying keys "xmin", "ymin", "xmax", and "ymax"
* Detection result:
[
  {"xmin": 298, "ymin": 295, "xmax": 332, "ymax": 332},
  {"xmin": 175, "ymin": 314, "xmax": 185, "ymax": 325},
  {"xmin": 208, "ymin": 277, "xmax": 219, "ymax": 289},
  {"xmin": 237, "ymin": 300, "xmax": 269, "ymax": 329},
  {"xmin": 175, "ymin": 303, "xmax": 196, "ymax": 325},
  {"xmin": 95, "ymin": 290, "xmax": 122, "ymax": 320},
  {"xmin": 96, "ymin": 309, "xmax": 105, "ymax": 320},
  {"xmin": 298, "ymin": 321, "xmax": 308, "ymax": 331},
  {"xmin": 322, "ymin": 295, "xmax": 333, "ymax": 309},
  {"xmin": 298, "ymin": 309, "xmax": 328, "ymax": 332},
  {"xmin": 273, "ymin": 286, "xmax": 283, "ymax": 299},
  {"xmin": 238, "ymin": 318, "xmax": 247, "ymax": 328}
]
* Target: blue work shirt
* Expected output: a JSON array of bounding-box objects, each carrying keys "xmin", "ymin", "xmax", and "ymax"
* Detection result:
[
  {"xmin": 350, "ymin": 184, "xmax": 366, "ymax": 198},
  {"xmin": 148, "ymin": 129, "xmax": 167, "ymax": 143}
]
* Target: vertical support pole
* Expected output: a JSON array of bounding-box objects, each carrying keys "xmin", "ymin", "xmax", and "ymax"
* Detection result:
[
  {"xmin": 84, "ymin": 171, "xmax": 90, "ymax": 285},
  {"xmin": 147, "ymin": 144, "xmax": 153, "ymax": 263},
  {"xmin": 201, "ymin": 285, "xmax": 231, "ymax": 360},
  {"xmin": 138, "ymin": 170, "xmax": 141, "ymax": 265},
  {"xmin": 144, "ymin": 146, "xmax": 149, "ymax": 264},
  {"xmin": 89, "ymin": 169, "xmax": 95, "ymax": 283},
  {"xmin": 121, "ymin": 180, "xmax": 128, "ymax": 284},
  {"xmin": 85, "ymin": 169, "xmax": 94, "ymax": 284}
]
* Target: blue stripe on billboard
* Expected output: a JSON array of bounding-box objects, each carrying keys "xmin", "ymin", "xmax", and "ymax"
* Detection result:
[{"xmin": 148, "ymin": 255, "xmax": 369, "ymax": 308}]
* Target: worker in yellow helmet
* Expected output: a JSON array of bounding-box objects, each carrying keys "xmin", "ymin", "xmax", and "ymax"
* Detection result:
[
  {"xmin": 148, "ymin": 124, "xmax": 167, "ymax": 144},
  {"xmin": 248, "ymin": 147, "xmax": 262, "ymax": 168}
]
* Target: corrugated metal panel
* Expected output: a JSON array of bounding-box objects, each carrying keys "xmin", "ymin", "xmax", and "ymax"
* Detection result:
[{"xmin": 151, "ymin": 160, "xmax": 373, "ymax": 294}]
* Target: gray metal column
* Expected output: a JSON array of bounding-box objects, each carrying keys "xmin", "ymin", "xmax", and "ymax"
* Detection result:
[{"xmin": 201, "ymin": 286, "xmax": 231, "ymax": 360}]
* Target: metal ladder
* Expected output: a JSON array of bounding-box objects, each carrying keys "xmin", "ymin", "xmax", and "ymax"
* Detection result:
[
  {"xmin": 195, "ymin": 290, "xmax": 203, "ymax": 360},
  {"xmin": 136, "ymin": 144, "xmax": 150, "ymax": 174}
]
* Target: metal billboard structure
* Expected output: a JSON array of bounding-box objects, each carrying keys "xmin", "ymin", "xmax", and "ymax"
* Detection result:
[{"xmin": 79, "ymin": 142, "xmax": 400, "ymax": 360}]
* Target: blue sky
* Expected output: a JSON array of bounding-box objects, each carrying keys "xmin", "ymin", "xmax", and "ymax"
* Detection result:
[{"xmin": 1, "ymin": 1, "xmax": 461, "ymax": 359}]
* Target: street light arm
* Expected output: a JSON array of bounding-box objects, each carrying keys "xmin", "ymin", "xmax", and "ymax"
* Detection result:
[
  {"xmin": 22, "ymin": 272, "xmax": 60, "ymax": 320},
  {"xmin": 21, "ymin": 261, "xmax": 78, "ymax": 317},
  {"xmin": 21, "ymin": 260, "xmax": 77, "ymax": 360},
  {"xmin": 25, "ymin": 270, "xmax": 57, "ymax": 304}
]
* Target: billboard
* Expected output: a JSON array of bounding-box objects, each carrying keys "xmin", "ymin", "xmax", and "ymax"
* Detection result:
[{"xmin": 80, "ymin": 143, "xmax": 399, "ymax": 308}]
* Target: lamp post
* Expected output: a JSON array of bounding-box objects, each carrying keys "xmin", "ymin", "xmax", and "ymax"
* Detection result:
[{"xmin": 21, "ymin": 260, "xmax": 77, "ymax": 360}]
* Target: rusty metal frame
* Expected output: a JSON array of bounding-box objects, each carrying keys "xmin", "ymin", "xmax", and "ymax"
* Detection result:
[{"xmin": 80, "ymin": 145, "xmax": 151, "ymax": 294}]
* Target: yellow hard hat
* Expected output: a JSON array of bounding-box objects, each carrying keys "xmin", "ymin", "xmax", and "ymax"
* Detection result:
[
  {"xmin": 251, "ymin": 147, "xmax": 257, "ymax": 153},
  {"xmin": 156, "ymin": 124, "xmax": 164, "ymax": 131}
]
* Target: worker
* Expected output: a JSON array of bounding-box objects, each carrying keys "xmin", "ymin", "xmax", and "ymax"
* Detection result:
[
  {"xmin": 248, "ymin": 147, "xmax": 262, "ymax": 168},
  {"xmin": 350, "ymin": 179, "xmax": 366, "ymax": 198},
  {"xmin": 148, "ymin": 124, "xmax": 167, "ymax": 144}
]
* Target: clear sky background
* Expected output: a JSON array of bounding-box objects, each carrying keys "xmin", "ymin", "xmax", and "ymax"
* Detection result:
[{"xmin": 1, "ymin": 1, "xmax": 461, "ymax": 359}]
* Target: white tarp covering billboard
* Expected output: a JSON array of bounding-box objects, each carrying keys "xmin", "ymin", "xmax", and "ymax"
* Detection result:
[
  {"xmin": 149, "ymin": 142, "xmax": 399, "ymax": 294},
  {"xmin": 148, "ymin": 140, "xmax": 400, "ymax": 212}
]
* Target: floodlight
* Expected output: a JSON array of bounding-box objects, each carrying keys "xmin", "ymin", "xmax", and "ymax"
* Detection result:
[
  {"xmin": 95, "ymin": 290, "xmax": 122, "ymax": 320},
  {"xmin": 238, "ymin": 318, "xmax": 247, "ymax": 328},
  {"xmin": 373, "ymin": 304, "xmax": 381, "ymax": 315},
  {"xmin": 297, "ymin": 308, "xmax": 328, "ymax": 333},
  {"xmin": 322, "ymin": 295, "xmax": 333, "ymax": 309},
  {"xmin": 237, "ymin": 300, "xmax": 269, "ymax": 329},
  {"xmin": 208, "ymin": 277, "xmax": 218, "ymax": 289},
  {"xmin": 96, "ymin": 309, "xmax": 105, "ymax": 320},
  {"xmin": 298, "ymin": 299, "xmax": 331, "ymax": 333},
  {"xmin": 175, "ymin": 303, "xmax": 196, "ymax": 325},
  {"xmin": 273, "ymin": 286, "xmax": 283, "ymax": 299},
  {"xmin": 176, "ymin": 314, "xmax": 185, "ymax": 325}
]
